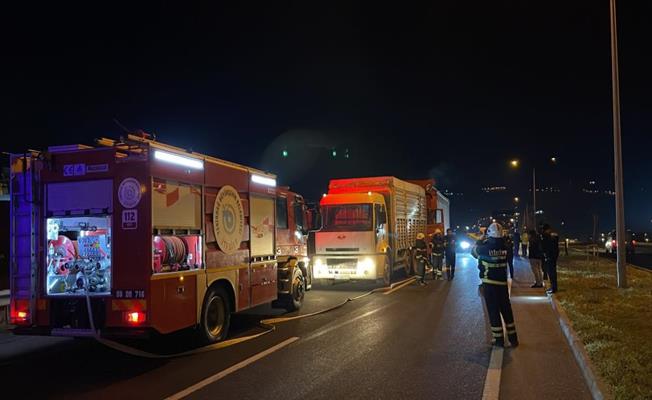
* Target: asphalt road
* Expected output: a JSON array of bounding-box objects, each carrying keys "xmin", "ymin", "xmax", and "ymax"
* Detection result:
[{"xmin": 1, "ymin": 254, "xmax": 493, "ymax": 400}]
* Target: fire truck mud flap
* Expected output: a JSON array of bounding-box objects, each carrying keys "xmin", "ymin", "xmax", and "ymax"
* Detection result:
[{"xmin": 89, "ymin": 277, "xmax": 416, "ymax": 358}]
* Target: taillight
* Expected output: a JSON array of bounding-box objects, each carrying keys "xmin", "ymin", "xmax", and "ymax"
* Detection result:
[
  {"xmin": 124, "ymin": 311, "xmax": 146, "ymax": 325},
  {"xmin": 632, "ymin": 240, "xmax": 636, "ymax": 246},
  {"xmin": 10, "ymin": 299, "xmax": 30, "ymax": 325},
  {"xmin": 612, "ymin": 240, "xmax": 616, "ymax": 247}
]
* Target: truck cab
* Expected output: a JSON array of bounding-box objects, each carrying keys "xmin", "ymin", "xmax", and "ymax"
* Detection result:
[
  {"xmin": 312, "ymin": 192, "xmax": 389, "ymax": 283},
  {"xmin": 274, "ymin": 187, "xmax": 315, "ymax": 310}
]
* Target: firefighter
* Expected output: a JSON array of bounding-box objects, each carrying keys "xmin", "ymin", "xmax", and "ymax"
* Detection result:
[
  {"xmin": 472, "ymin": 222, "xmax": 519, "ymax": 347},
  {"xmin": 414, "ymin": 233, "xmax": 429, "ymax": 286},
  {"xmin": 430, "ymin": 230, "xmax": 445, "ymax": 279}
]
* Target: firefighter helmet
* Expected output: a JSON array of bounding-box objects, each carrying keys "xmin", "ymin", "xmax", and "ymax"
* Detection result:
[
  {"xmin": 416, "ymin": 233, "xmax": 425, "ymax": 240},
  {"xmin": 487, "ymin": 222, "xmax": 503, "ymax": 238}
]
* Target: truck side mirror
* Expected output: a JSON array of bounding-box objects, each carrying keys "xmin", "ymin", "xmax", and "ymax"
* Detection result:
[{"xmin": 307, "ymin": 209, "xmax": 322, "ymax": 232}]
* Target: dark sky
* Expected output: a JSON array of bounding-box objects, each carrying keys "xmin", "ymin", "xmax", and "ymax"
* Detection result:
[{"xmin": 2, "ymin": 1, "xmax": 651, "ymax": 233}]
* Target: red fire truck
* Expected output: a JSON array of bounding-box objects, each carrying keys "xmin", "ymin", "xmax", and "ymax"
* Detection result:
[
  {"xmin": 9, "ymin": 134, "xmax": 314, "ymax": 343},
  {"xmin": 274, "ymin": 186, "xmax": 315, "ymax": 310}
]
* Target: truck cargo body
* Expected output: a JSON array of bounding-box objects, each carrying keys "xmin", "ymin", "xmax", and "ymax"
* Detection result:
[
  {"xmin": 9, "ymin": 135, "xmax": 302, "ymax": 342},
  {"xmin": 407, "ymin": 179, "xmax": 450, "ymax": 236},
  {"xmin": 312, "ymin": 177, "xmax": 426, "ymax": 283}
]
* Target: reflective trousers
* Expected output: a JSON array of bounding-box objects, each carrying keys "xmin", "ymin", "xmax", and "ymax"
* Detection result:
[{"xmin": 482, "ymin": 283, "xmax": 517, "ymax": 345}]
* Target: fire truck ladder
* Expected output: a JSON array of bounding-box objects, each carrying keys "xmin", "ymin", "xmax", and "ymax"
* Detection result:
[{"xmin": 9, "ymin": 153, "xmax": 40, "ymax": 325}]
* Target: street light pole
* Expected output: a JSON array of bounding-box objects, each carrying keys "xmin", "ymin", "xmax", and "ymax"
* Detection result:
[
  {"xmin": 532, "ymin": 167, "xmax": 537, "ymax": 228},
  {"xmin": 610, "ymin": 0, "xmax": 627, "ymax": 288}
]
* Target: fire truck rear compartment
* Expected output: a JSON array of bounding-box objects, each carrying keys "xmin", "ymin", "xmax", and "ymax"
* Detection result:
[{"xmin": 50, "ymin": 297, "xmax": 106, "ymax": 330}]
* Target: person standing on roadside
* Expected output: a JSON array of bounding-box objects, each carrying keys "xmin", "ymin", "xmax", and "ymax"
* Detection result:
[
  {"xmin": 444, "ymin": 228, "xmax": 457, "ymax": 280},
  {"xmin": 414, "ymin": 233, "xmax": 429, "ymax": 286},
  {"xmin": 430, "ymin": 230, "xmax": 445, "ymax": 279},
  {"xmin": 541, "ymin": 224, "xmax": 560, "ymax": 294},
  {"xmin": 505, "ymin": 232, "xmax": 515, "ymax": 280},
  {"xmin": 472, "ymin": 222, "xmax": 519, "ymax": 347},
  {"xmin": 528, "ymin": 229, "xmax": 544, "ymax": 288},
  {"xmin": 512, "ymin": 229, "xmax": 521, "ymax": 257},
  {"xmin": 520, "ymin": 228, "xmax": 529, "ymax": 257}
]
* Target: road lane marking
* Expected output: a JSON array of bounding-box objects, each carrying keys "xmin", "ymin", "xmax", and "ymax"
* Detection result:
[
  {"xmin": 482, "ymin": 346, "xmax": 504, "ymax": 400},
  {"xmin": 302, "ymin": 304, "xmax": 392, "ymax": 342},
  {"xmin": 383, "ymin": 277, "xmax": 416, "ymax": 295},
  {"xmin": 164, "ymin": 336, "xmax": 299, "ymax": 400}
]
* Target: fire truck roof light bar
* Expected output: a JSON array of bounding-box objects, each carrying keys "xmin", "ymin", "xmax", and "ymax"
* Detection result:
[
  {"xmin": 251, "ymin": 174, "xmax": 276, "ymax": 187},
  {"xmin": 154, "ymin": 150, "xmax": 204, "ymax": 170}
]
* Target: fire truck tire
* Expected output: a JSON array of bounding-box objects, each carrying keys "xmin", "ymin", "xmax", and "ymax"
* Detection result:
[
  {"xmin": 198, "ymin": 286, "xmax": 231, "ymax": 344},
  {"xmin": 279, "ymin": 267, "xmax": 306, "ymax": 312},
  {"xmin": 302, "ymin": 263, "xmax": 313, "ymax": 291}
]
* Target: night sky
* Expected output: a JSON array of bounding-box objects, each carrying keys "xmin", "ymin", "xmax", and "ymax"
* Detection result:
[{"xmin": 2, "ymin": 2, "xmax": 651, "ymax": 235}]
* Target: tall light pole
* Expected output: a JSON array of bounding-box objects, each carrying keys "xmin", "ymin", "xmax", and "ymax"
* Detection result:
[{"xmin": 610, "ymin": 0, "xmax": 627, "ymax": 288}]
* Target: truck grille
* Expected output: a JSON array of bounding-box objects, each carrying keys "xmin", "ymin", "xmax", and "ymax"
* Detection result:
[{"xmin": 326, "ymin": 258, "xmax": 357, "ymax": 269}]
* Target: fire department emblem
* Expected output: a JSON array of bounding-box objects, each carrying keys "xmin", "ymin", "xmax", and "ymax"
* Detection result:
[
  {"xmin": 213, "ymin": 185, "xmax": 244, "ymax": 254},
  {"xmin": 118, "ymin": 178, "xmax": 141, "ymax": 209}
]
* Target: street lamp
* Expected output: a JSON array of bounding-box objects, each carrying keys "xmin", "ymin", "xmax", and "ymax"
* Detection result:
[
  {"xmin": 509, "ymin": 158, "xmax": 557, "ymax": 228},
  {"xmin": 610, "ymin": 0, "xmax": 627, "ymax": 287}
]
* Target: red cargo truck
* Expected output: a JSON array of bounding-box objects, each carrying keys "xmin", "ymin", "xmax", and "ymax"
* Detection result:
[{"xmin": 9, "ymin": 134, "xmax": 312, "ymax": 343}]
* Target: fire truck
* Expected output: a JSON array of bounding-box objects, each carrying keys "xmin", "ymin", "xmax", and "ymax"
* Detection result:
[
  {"xmin": 312, "ymin": 177, "xmax": 428, "ymax": 285},
  {"xmin": 9, "ymin": 134, "xmax": 314, "ymax": 343},
  {"xmin": 274, "ymin": 186, "xmax": 315, "ymax": 310}
]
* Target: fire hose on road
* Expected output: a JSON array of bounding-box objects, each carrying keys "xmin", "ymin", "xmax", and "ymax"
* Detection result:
[{"xmin": 85, "ymin": 277, "xmax": 416, "ymax": 359}]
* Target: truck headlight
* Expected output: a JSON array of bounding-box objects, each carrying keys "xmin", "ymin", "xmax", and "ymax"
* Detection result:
[{"xmin": 357, "ymin": 258, "xmax": 375, "ymax": 275}]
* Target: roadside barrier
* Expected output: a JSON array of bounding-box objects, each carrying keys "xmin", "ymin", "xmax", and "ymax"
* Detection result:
[{"xmin": 90, "ymin": 277, "xmax": 417, "ymax": 359}]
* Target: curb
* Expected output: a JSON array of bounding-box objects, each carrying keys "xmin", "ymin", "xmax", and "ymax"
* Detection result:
[{"xmin": 548, "ymin": 295, "xmax": 613, "ymax": 400}]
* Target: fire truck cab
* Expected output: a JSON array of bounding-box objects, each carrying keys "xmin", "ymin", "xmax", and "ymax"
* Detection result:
[{"xmin": 9, "ymin": 134, "xmax": 307, "ymax": 343}]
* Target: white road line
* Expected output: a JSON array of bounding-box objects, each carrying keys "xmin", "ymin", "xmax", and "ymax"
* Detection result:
[
  {"xmin": 164, "ymin": 337, "xmax": 299, "ymax": 400},
  {"xmin": 302, "ymin": 304, "xmax": 392, "ymax": 342},
  {"xmin": 482, "ymin": 346, "xmax": 504, "ymax": 400}
]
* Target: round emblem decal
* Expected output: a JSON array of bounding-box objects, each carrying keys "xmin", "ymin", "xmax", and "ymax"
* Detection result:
[
  {"xmin": 213, "ymin": 185, "xmax": 244, "ymax": 255},
  {"xmin": 118, "ymin": 178, "xmax": 142, "ymax": 209}
]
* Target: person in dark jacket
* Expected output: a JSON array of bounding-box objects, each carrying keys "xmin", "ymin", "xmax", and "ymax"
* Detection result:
[
  {"xmin": 414, "ymin": 233, "xmax": 428, "ymax": 285},
  {"xmin": 430, "ymin": 230, "xmax": 445, "ymax": 279},
  {"xmin": 512, "ymin": 229, "xmax": 521, "ymax": 257},
  {"xmin": 472, "ymin": 223, "xmax": 518, "ymax": 347},
  {"xmin": 528, "ymin": 229, "xmax": 544, "ymax": 288},
  {"xmin": 541, "ymin": 224, "xmax": 560, "ymax": 294},
  {"xmin": 505, "ymin": 234, "xmax": 515, "ymax": 280},
  {"xmin": 444, "ymin": 228, "xmax": 457, "ymax": 280}
]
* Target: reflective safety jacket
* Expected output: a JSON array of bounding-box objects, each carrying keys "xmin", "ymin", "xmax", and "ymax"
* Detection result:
[{"xmin": 471, "ymin": 237, "xmax": 509, "ymax": 285}]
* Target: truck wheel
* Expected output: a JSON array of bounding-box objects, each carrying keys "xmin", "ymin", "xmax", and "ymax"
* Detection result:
[
  {"xmin": 280, "ymin": 268, "xmax": 306, "ymax": 311},
  {"xmin": 383, "ymin": 255, "xmax": 391, "ymax": 286},
  {"xmin": 198, "ymin": 286, "xmax": 231, "ymax": 344},
  {"xmin": 404, "ymin": 250, "xmax": 413, "ymax": 275}
]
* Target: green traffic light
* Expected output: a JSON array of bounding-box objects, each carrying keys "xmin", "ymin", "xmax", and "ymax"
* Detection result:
[
  {"xmin": 282, "ymin": 150, "xmax": 288, "ymax": 157},
  {"xmin": 331, "ymin": 149, "xmax": 337, "ymax": 157}
]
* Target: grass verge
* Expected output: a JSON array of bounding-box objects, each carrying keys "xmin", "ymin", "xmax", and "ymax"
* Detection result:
[{"xmin": 557, "ymin": 252, "xmax": 652, "ymax": 400}]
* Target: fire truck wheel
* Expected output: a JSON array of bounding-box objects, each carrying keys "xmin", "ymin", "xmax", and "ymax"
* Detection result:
[
  {"xmin": 199, "ymin": 286, "xmax": 231, "ymax": 344},
  {"xmin": 281, "ymin": 268, "xmax": 306, "ymax": 312}
]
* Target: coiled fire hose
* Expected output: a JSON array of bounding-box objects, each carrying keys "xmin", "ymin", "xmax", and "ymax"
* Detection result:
[{"xmin": 84, "ymin": 277, "xmax": 415, "ymax": 359}]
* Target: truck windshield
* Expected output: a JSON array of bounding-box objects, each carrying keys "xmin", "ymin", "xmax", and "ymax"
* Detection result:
[{"xmin": 322, "ymin": 204, "xmax": 373, "ymax": 232}]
